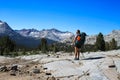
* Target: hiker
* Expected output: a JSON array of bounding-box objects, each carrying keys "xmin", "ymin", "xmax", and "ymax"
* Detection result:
[
  {"xmin": 73, "ymin": 30, "xmax": 81, "ymax": 60},
  {"xmin": 73, "ymin": 30, "xmax": 86, "ymax": 60}
]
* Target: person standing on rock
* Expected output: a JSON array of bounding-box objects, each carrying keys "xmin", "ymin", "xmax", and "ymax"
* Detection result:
[{"xmin": 73, "ymin": 30, "xmax": 82, "ymax": 60}]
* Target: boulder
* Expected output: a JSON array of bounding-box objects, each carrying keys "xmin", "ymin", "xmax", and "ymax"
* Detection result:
[{"xmin": 11, "ymin": 65, "xmax": 18, "ymax": 71}]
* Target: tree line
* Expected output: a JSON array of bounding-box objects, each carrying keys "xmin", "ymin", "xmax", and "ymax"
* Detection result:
[
  {"xmin": 0, "ymin": 33, "xmax": 118, "ymax": 56},
  {"xmin": 83, "ymin": 32, "xmax": 117, "ymax": 52}
]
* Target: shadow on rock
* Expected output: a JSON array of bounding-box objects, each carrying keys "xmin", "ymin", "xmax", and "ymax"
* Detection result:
[{"xmin": 82, "ymin": 57, "xmax": 105, "ymax": 60}]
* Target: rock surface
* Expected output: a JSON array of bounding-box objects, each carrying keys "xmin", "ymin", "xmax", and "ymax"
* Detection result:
[{"xmin": 0, "ymin": 50, "xmax": 120, "ymax": 80}]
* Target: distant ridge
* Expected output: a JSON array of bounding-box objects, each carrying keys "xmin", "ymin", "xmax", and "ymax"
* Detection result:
[{"xmin": 15, "ymin": 28, "xmax": 74, "ymax": 43}]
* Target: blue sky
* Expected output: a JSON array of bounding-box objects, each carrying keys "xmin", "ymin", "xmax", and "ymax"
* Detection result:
[{"xmin": 0, "ymin": 0, "xmax": 120, "ymax": 35}]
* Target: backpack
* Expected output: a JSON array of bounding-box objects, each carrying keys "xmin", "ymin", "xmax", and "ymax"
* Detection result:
[{"xmin": 76, "ymin": 32, "xmax": 86, "ymax": 46}]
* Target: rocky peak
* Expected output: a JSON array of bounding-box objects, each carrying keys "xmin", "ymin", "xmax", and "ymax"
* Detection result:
[{"xmin": 0, "ymin": 21, "xmax": 13, "ymax": 33}]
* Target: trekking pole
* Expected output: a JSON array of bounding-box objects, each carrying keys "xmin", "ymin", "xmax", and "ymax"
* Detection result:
[
  {"xmin": 80, "ymin": 47, "xmax": 85, "ymax": 59},
  {"xmin": 80, "ymin": 52, "xmax": 85, "ymax": 58}
]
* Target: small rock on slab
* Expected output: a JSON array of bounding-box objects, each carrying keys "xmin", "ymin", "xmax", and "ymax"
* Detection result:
[
  {"xmin": 46, "ymin": 72, "xmax": 52, "ymax": 75},
  {"xmin": 43, "ymin": 67, "xmax": 48, "ymax": 70},
  {"xmin": 108, "ymin": 65, "xmax": 116, "ymax": 68},
  {"xmin": 32, "ymin": 69, "xmax": 40, "ymax": 74}
]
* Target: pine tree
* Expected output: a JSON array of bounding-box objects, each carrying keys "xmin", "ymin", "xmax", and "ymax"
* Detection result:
[
  {"xmin": 0, "ymin": 36, "xmax": 15, "ymax": 55},
  {"xmin": 95, "ymin": 33, "xmax": 105, "ymax": 51},
  {"xmin": 40, "ymin": 38, "xmax": 48, "ymax": 53},
  {"xmin": 109, "ymin": 38, "xmax": 117, "ymax": 50},
  {"xmin": 105, "ymin": 42, "xmax": 109, "ymax": 51},
  {"xmin": 53, "ymin": 44, "xmax": 58, "ymax": 53}
]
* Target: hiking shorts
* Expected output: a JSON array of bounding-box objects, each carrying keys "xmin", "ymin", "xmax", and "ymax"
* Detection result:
[{"xmin": 75, "ymin": 42, "xmax": 82, "ymax": 48}]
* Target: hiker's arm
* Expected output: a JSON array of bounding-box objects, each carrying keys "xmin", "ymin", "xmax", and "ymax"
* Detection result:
[
  {"xmin": 73, "ymin": 38, "xmax": 75, "ymax": 43},
  {"xmin": 73, "ymin": 36, "xmax": 77, "ymax": 43}
]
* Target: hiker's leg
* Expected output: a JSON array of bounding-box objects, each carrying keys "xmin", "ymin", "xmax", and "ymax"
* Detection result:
[
  {"xmin": 74, "ymin": 47, "xmax": 77, "ymax": 58},
  {"xmin": 76, "ymin": 48, "xmax": 80, "ymax": 59},
  {"xmin": 77, "ymin": 48, "xmax": 80, "ymax": 59}
]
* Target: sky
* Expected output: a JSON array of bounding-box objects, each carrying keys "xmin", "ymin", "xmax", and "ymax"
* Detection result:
[{"xmin": 0, "ymin": 0, "xmax": 120, "ymax": 35}]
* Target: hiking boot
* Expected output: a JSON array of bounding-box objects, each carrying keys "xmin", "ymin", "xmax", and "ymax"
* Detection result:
[
  {"xmin": 74, "ymin": 57, "xmax": 79, "ymax": 60},
  {"xmin": 76, "ymin": 58, "xmax": 79, "ymax": 60},
  {"xmin": 74, "ymin": 57, "xmax": 78, "ymax": 60}
]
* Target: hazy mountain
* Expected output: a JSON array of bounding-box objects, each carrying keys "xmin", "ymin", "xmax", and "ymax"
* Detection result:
[
  {"xmin": 15, "ymin": 28, "xmax": 74, "ymax": 42},
  {"xmin": 15, "ymin": 28, "xmax": 39, "ymax": 37}
]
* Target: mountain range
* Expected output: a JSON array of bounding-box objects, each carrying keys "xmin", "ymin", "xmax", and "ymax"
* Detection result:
[
  {"xmin": 0, "ymin": 20, "xmax": 74, "ymax": 48},
  {"xmin": 0, "ymin": 20, "xmax": 54, "ymax": 48},
  {"xmin": 0, "ymin": 20, "xmax": 120, "ymax": 47},
  {"xmin": 15, "ymin": 28, "xmax": 74, "ymax": 42}
]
